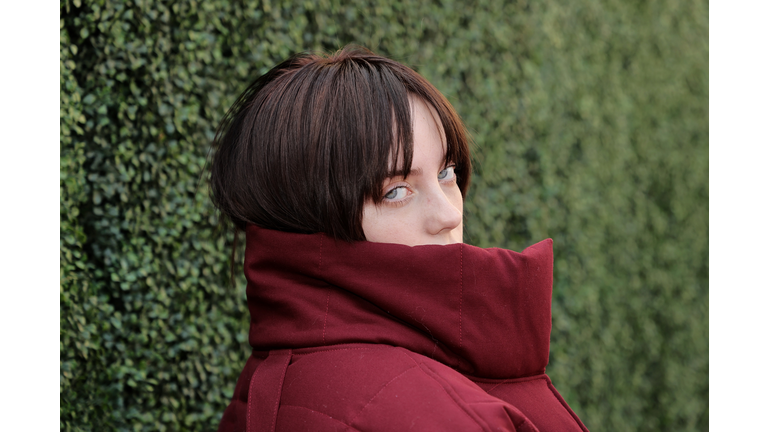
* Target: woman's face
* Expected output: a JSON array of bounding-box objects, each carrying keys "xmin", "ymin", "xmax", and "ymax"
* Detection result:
[{"xmin": 362, "ymin": 97, "xmax": 463, "ymax": 246}]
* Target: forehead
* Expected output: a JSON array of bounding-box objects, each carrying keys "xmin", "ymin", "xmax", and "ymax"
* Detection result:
[{"xmin": 409, "ymin": 95, "xmax": 447, "ymax": 144}]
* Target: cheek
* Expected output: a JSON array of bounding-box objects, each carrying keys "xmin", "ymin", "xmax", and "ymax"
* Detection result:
[
  {"xmin": 361, "ymin": 203, "xmax": 394, "ymax": 242},
  {"xmin": 362, "ymin": 202, "xmax": 419, "ymax": 245},
  {"xmin": 361, "ymin": 203, "xmax": 377, "ymax": 238}
]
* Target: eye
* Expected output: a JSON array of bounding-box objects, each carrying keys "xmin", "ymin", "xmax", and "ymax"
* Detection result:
[
  {"xmin": 383, "ymin": 186, "xmax": 408, "ymax": 200},
  {"xmin": 438, "ymin": 165, "xmax": 456, "ymax": 181}
]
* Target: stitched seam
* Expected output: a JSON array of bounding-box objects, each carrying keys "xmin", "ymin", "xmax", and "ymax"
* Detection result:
[
  {"xmin": 468, "ymin": 373, "xmax": 548, "ymax": 385},
  {"xmin": 291, "ymin": 346, "xmax": 384, "ymax": 361},
  {"xmin": 459, "ymin": 244, "xmax": 463, "ymax": 349},
  {"xmin": 318, "ymin": 236, "xmax": 323, "ymax": 269},
  {"xmin": 348, "ymin": 365, "xmax": 420, "ymax": 425},
  {"xmin": 322, "ymin": 291, "xmax": 330, "ymax": 345},
  {"xmin": 397, "ymin": 347, "xmax": 425, "ymax": 370},
  {"xmin": 280, "ymin": 404, "xmax": 361, "ymax": 431},
  {"xmin": 483, "ymin": 375, "xmax": 549, "ymax": 394},
  {"xmin": 415, "ymin": 361, "xmax": 493, "ymax": 431},
  {"xmin": 465, "ymin": 400, "xmax": 520, "ymax": 405},
  {"xmin": 260, "ymin": 344, "xmax": 384, "ymax": 359},
  {"xmin": 484, "ymin": 379, "xmax": 512, "ymax": 394},
  {"xmin": 246, "ymin": 360, "xmax": 268, "ymax": 432},
  {"xmin": 319, "ymin": 236, "xmax": 329, "ymax": 346},
  {"xmin": 397, "ymin": 351, "xmax": 491, "ymax": 431}
]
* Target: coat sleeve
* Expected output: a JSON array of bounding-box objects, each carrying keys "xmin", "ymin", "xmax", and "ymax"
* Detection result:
[{"xmin": 272, "ymin": 346, "xmax": 539, "ymax": 432}]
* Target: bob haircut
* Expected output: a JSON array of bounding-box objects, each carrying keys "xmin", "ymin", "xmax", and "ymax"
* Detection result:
[{"xmin": 209, "ymin": 45, "xmax": 471, "ymax": 243}]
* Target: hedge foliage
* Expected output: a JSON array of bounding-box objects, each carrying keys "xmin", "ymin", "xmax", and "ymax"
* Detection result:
[{"xmin": 60, "ymin": 0, "xmax": 708, "ymax": 430}]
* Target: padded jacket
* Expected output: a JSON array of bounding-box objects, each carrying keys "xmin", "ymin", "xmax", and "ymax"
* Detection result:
[{"xmin": 217, "ymin": 226, "xmax": 589, "ymax": 432}]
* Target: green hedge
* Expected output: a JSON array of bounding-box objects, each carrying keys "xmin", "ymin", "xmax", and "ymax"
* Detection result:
[{"xmin": 60, "ymin": 0, "xmax": 708, "ymax": 430}]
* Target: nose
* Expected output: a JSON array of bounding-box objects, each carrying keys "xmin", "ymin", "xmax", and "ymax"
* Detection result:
[{"xmin": 425, "ymin": 189, "xmax": 462, "ymax": 236}]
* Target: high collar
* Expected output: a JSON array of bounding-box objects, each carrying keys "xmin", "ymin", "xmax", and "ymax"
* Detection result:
[{"xmin": 244, "ymin": 225, "xmax": 554, "ymax": 379}]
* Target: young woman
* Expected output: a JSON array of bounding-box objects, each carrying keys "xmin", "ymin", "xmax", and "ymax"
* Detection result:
[{"xmin": 210, "ymin": 46, "xmax": 588, "ymax": 432}]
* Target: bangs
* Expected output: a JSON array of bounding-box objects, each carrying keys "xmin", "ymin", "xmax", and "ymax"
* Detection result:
[
  {"xmin": 375, "ymin": 94, "xmax": 467, "ymax": 198},
  {"xmin": 398, "ymin": 70, "xmax": 472, "ymax": 201}
]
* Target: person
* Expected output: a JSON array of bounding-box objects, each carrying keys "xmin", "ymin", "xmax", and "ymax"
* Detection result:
[{"xmin": 210, "ymin": 45, "xmax": 588, "ymax": 432}]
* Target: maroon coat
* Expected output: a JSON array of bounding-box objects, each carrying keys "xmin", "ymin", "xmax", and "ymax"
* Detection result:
[{"xmin": 217, "ymin": 226, "xmax": 588, "ymax": 432}]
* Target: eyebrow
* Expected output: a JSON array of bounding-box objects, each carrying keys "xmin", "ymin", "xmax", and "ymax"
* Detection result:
[{"xmin": 387, "ymin": 167, "xmax": 423, "ymax": 179}]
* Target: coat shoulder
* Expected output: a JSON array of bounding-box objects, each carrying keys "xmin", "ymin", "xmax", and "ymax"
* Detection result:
[{"xmin": 276, "ymin": 344, "xmax": 538, "ymax": 432}]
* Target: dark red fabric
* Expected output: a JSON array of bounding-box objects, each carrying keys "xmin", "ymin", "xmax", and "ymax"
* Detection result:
[
  {"xmin": 275, "ymin": 344, "xmax": 539, "ymax": 431},
  {"xmin": 247, "ymin": 350, "xmax": 292, "ymax": 432},
  {"xmin": 473, "ymin": 375, "xmax": 588, "ymax": 431},
  {"xmin": 217, "ymin": 226, "xmax": 588, "ymax": 431}
]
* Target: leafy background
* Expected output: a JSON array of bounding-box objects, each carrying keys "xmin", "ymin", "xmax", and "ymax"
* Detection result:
[{"xmin": 60, "ymin": 0, "xmax": 708, "ymax": 430}]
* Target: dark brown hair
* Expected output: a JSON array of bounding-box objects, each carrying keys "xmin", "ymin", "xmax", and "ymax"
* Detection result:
[{"xmin": 209, "ymin": 45, "xmax": 471, "ymax": 244}]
